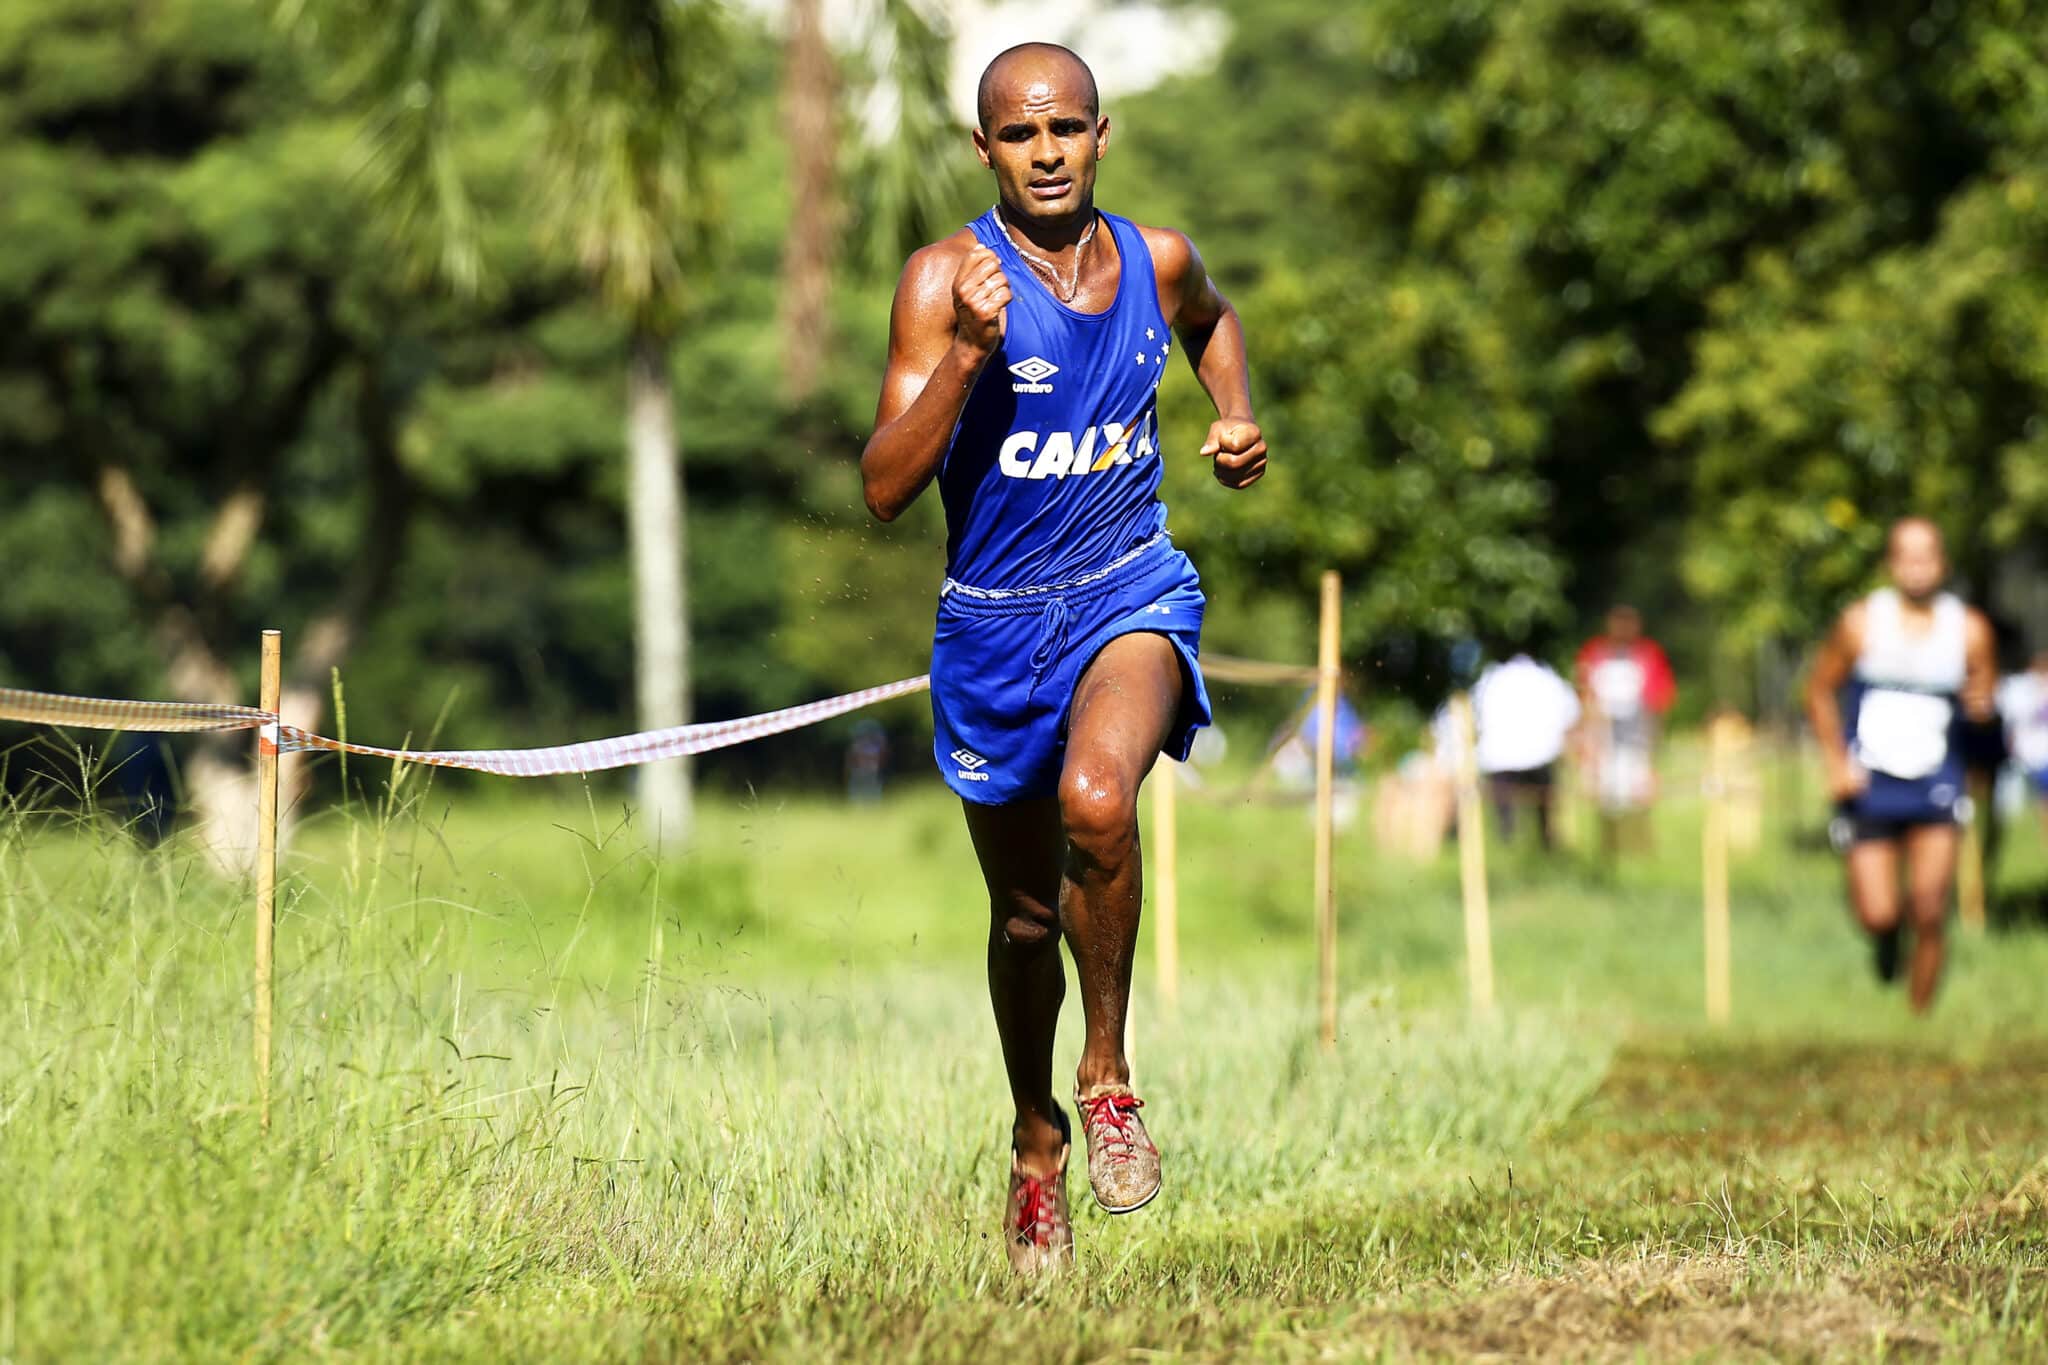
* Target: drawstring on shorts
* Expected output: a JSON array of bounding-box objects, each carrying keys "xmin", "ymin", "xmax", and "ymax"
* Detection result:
[
  {"xmin": 938, "ymin": 531, "xmax": 1173, "ymax": 700},
  {"xmin": 1029, "ymin": 599, "xmax": 1074, "ymax": 694}
]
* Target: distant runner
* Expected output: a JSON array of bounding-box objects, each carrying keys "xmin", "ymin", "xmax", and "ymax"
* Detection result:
[
  {"xmin": 1575, "ymin": 605, "xmax": 1678, "ymax": 854},
  {"xmin": 859, "ymin": 43, "xmax": 1265, "ymax": 1274},
  {"xmin": 1805, "ymin": 518, "xmax": 1996, "ymax": 1011}
]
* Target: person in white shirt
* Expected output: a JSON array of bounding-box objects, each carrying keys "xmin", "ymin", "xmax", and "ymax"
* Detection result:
[
  {"xmin": 2000, "ymin": 649, "xmax": 2048, "ymax": 841},
  {"xmin": 1470, "ymin": 652, "xmax": 1582, "ymax": 849}
]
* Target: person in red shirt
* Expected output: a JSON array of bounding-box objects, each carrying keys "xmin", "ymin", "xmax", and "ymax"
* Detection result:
[{"xmin": 1575, "ymin": 605, "xmax": 1678, "ymax": 854}]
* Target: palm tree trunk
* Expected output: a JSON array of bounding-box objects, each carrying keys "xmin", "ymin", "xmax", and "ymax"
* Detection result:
[
  {"xmin": 627, "ymin": 327, "xmax": 693, "ymax": 850},
  {"xmin": 778, "ymin": 0, "xmax": 837, "ymax": 405}
]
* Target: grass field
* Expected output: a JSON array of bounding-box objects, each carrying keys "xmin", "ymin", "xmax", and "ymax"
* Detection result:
[{"xmin": 4, "ymin": 745, "xmax": 2048, "ymax": 1361}]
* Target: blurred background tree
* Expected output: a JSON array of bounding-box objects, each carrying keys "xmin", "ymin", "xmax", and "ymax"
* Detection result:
[{"xmin": 298, "ymin": 0, "xmax": 731, "ymax": 849}]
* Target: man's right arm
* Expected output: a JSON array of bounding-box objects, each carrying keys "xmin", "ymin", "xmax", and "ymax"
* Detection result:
[
  {"xmin": 860, "ymin": 242, "xmax": 1011, "ymax": 523},
  {"xmin": 1805, "ymin": 605, "xmax": 1865, "ymax": 801}
]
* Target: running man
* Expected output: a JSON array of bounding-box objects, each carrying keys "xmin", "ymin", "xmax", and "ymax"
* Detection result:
[
  {"xmin": 1575, "ymin": 605, "xmax": 1678, "ymax": 855},
  {"xmin": 1805, "ymin": 518, "xmax": 1996, "ymax": 1012},
  {"xmin": 860, "ymin": 43, "xmax": 1264, "ymax": 1274}
]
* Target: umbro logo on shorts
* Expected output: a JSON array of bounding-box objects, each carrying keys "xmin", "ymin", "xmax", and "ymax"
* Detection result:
[
  {"xmin": 1008, "ymin": 356, "xmax": 1058, "ymax": 394},
  {"xmin": 951, "ymin": 748, "xmax": 992, "ymax": 781}
]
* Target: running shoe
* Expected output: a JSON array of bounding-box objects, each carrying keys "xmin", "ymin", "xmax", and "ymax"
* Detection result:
[
  {"xmin": 1004, "ymin": 1115, "xmax": 1074, "ymax": 1276},
  {"xmin": 1075, "ymin": 1084, "xmax": 1160, "ymax": 1213}
]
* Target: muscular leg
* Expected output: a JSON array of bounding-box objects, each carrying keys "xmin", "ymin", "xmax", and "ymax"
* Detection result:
[
  {"xmin": 1902, "ymin": 823, "xmax": 1959, "ymax": 1013},
  {"xmin": 1844, "ymin": 838, "xmax": 1903, "ymax": 935},
  {"xmin": 963, "ymin": 797, "xmax": 1067, "ymax": 1175},
  {"xmin": 1058, "ymin": 632, "xmax": 1184, "ymax": 1096}
]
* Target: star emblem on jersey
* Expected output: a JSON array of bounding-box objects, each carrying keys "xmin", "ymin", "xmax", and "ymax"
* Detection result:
[{"xmin": 1008, "ymin": 356, "xmax": 1059, "ymax": 394}]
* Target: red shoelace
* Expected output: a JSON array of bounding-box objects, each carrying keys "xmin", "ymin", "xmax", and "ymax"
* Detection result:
[
  {"xmin": 1078, "ymin": 1092, "xmax": 1151, "ymax": 1161},
  {"xmin": 1013, "ymin": 1174, "xmax": 1058, "ymax": 1244}
]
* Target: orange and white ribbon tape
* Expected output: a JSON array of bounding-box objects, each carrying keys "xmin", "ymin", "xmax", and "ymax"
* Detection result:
[{"xmin": 0, "ymin": 676, "xmax": 930, "ymax": 778}]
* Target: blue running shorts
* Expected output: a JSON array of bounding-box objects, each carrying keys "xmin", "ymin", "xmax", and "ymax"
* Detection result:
[
  {"xmin": 1829, "ymin": 771, "xmax": 1963, "ymax": 850},
  {"xmin": 930, "ymin": 533, "xmax": 1213, "ymax": 805}
]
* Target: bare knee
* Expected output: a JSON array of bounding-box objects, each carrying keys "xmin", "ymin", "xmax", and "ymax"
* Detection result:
[
  {"xmin": 992, "ymin": 891, "xmax": 1059, "ymax": 951},
  {"xmin": 1909, "ymin": 890, "xmax": 1948, "ymax": 935},
  {"xmin": 1058, "ymin": 765, "xmax": 1138, "ymax": 865}
]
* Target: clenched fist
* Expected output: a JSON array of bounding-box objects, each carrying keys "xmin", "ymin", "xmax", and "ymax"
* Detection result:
[
  {"xmin": 1201, "ymin": 417, "xmax": 1267, "ymax": 489},
  {"xmin": 953, "ymin": 245, "xmax": 1011, "ymax": 355}
]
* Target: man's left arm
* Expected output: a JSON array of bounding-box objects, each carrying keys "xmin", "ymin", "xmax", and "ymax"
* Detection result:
[
  {"xmin": 1963, "ymin": 609, "xmax": 1997, "ymax": 723},
  {"xmin": 1145, "ymin": 226, "xmax": 1265, "ymax": 489}
]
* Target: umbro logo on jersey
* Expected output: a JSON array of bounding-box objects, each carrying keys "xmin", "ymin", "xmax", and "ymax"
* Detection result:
[
  {"xmin": 950, "ymin": 748, "xmax": 992, "ymax": 781},
  {"xmin": 1008, "ymin": 356, "xmax": 1058, "ymax": 394}
]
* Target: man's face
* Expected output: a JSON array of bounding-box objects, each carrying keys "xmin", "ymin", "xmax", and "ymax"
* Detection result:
[
  {"xmin": 1606, "ymin": 608, "xmax": 1641, "ymax": 644},
  {"xmin": 1886, "ymin": 524, "xmax": 1947, "ymax": 603},
  {"xmin": 973, "ymin": 73, "xmax": 1107, "ymax": 224}
]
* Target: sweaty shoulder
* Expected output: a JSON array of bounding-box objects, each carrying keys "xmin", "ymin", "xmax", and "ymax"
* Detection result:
[
  {"xmin": 1133, "ymin": 223, "xmax": 1197, "ymax": 307},
  {"xmin": 1835, "ymin": 599, "xmax": 1869, "ymax": 654},
  {"xmin": 905, "ymin": 227, "xmax": 981, "ymax": 280},
  {"xmin": 1133, "ymin": 223, "xmax": 1195, "ymax": 278},
  {"xmin": 894, "ymin": 228, "xmax": 984, "ymax": 324},
  {"xmin": 1963, "ymin": 603, "xmax": 1994, "ymax": 643}
]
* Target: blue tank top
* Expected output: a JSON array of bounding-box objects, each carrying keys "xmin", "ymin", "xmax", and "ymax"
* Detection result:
[{"xmin": 939, "ymin": 207, "xmax": 1172, "ymax": 590}]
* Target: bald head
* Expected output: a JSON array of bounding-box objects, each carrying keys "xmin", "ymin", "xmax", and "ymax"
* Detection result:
[
  {"xmin": 976, "ymin": 43, "xmax": 1098, "ymax": 133},
  {"xmin": 1887, "ymin": 516, "xmax": 1943, "ymax": 558},
  {"xmin": 1885, "ymin": 516, "xmax": 1947, "ymax": 602}
]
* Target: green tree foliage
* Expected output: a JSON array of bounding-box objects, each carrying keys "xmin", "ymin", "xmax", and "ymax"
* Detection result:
[
  {"xmin": 0, "ymin": 0, "xmax": 395, "ymax": 700},
  {"xmin": 1120, "ymin": 0, "xmax": 2048, "ymax": 693},
  {"xmin": 1663, "ymin": 1, "xmax": 2048, "ymax": 652}
]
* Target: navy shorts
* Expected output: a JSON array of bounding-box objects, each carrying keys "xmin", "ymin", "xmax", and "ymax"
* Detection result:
[
  {"xmin": 1829, "ymin": 770, "xmax": 1963, "ymax": 850},
  {"xmin": 930, "ymin": 534, "xmax": 1213, "ymax": 805}
]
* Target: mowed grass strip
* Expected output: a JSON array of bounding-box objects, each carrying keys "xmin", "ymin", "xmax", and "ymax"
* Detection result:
[{"xmin": 3, "ymin": 768, "xmax": 2046, "ymax": 1360}]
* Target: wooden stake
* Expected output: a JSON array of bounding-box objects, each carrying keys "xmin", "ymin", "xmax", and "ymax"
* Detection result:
[
  {"xmin": 1151, "ymin": 752, "xmax": 1180, "ymax": 1014},
  {"xmin": 1703, "ymin": 715, "xmax": 1733, "ymax": 1026},
  {"xmin": 1451, "ymin": 694, "xmax": 1495, "ymax": 1013},
  {"xmin": 254, "ymin": 629, "xmax": 282, "ymax": 1128},
  {"xmin": 1958, "ymin": 795, "xmax": 1988, "ymax": 935},
  {"xmin": 1313, "ymin": 571, "xmax": 1342, "ymax": 1050}
]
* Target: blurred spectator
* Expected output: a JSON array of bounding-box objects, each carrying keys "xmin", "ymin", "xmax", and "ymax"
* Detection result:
[
  {"xmin": 1373, "ymin": 743, "xmax": 1455, "ymax": 861},
  {"xmin": 1999, "ymin": 649, "xmax": 2048, "ymax": 839},
  {"xmin": 1575, "ymin": 605, "xmax": 1678, "ymax": 853},
  {"xmin": 1299, "ymin": 690, "xmax": 1365, "ymax": 771},
  {"xmin": 1267, "ymin": 690, "xmax": 1364, "ymax": 789},
  {"xmin": 1442, "ymin": 653, "xmax": 1581, "ymax": 850},
  {"xmin": 844, "ymin": 720, "xmax": 890, "ymax": 803},
  {"xmin": 1264, "ymin": 692, "xmax": 1365, "ymax": 828}
]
